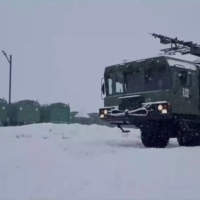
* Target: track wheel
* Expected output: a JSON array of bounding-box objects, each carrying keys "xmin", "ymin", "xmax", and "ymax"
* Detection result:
[
  {"xmin": 177, "ymin": 131, "xmax": 200, "ymax": 146},
  {"xmin": 141, "ymin": 131, "xmax": 169, "ymax": 148}
]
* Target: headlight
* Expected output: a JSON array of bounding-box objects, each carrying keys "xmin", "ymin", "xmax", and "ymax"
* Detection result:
[
  {"xmin": 162, "ymin": 109, "xmax": 167, "ymax": 114},
  {"xmin": 100, "ymin": 114, "xmax": 104, "ymax": 118},
  {"xmin": 104, "ymin": 110, "xmax": 108, "ymax": 115},
  {"xmin": 158, "ymin": 105, "xmax": 163, "ymax": 111}
]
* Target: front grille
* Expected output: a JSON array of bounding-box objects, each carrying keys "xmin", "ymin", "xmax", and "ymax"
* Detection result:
[{"xmin": 118, "ymin": 96, "xmax": 144, "ymax": 110}]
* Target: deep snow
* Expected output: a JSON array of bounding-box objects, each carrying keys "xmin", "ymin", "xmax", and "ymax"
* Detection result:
[{"xmin": 1, "ymin": 123, "xmax": 200, "ymax": 199}]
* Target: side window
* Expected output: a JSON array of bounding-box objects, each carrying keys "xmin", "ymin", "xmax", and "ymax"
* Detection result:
[
  {"xmin": 179, "ymin": 70, "xmax": 191, "ymax": 86},
  {"xmin": 179, "ymin": 70, "xmax": 187, "ymax": 85}
]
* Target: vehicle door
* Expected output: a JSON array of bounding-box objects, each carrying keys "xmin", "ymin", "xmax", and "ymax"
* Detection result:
[{"xmin": 173, "ymin": 66, "xmax": 194, "ymax": 114}]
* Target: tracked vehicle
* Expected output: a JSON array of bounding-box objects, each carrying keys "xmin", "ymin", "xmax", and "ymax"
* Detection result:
[{"xmin": 99, "ymin": 33, "xmax": 200, "ymax": 148}]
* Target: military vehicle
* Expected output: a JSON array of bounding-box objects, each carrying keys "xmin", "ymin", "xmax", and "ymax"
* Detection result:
[{"xmin": 99, "ymin": 33, "xmax": 200, "ymax": 148}]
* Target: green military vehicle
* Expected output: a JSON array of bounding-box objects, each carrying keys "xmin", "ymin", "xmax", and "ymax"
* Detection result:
[
  {"xmin": 99, "ymin": 33, "xmax": 200, "ymax": 148},
  {"xmin": 10, "ymin": 100, "xmax": 40, "ymax": 125}
]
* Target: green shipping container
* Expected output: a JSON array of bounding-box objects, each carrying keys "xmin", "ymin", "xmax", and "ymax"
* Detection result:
[
  {"xmin": 0, "ymin": 98, "xmax": 8, "ymax": 126},
  {"xmin": 40, "ymin": 102, "xmax": 70, "ymax": 124},
  {"xmin": 11, "ymin": 100, "xmax": 41, "ymax": 125}
]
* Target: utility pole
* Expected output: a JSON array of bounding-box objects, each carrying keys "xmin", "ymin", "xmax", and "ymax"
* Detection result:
[{"xmin": 2, "ymin": 50, "xmax": 12, "ymax": 126}]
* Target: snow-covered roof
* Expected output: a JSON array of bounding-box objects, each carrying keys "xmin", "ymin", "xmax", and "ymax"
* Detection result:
[
  {"xmin": 74, "ymin": 110, "xmax": 90, "ymax": 118},
  {"xmin": 166, "ymin": 57, "xmax": 197, "ymax": 71}
]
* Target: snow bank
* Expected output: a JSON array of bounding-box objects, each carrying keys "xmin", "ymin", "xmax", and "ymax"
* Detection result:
[{"xmin": 0, "ymin": 123, "xmax": 200, "ymax": 199}]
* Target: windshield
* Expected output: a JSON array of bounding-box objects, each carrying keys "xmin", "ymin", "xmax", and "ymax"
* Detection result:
[
  {"xmin": 105, "ymin": 64, "xmax": 170, "ymax": 95},
  {"xmin": 144, "ymin": 64, "xmax": 170, "ymax": 91},
  {"xmin": 126, "ymin": 64, "xmax": 170, "ymax": 93},
  {"xmin": 124, "ymin": 68, "xmax": 145, "ymax": 93},
  {"xmin": 105, "ymin": 72, "xmax": 124, "ymax": 95}
]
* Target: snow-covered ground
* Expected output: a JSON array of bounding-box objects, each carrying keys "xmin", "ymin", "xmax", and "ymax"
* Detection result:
[{"xmin": 0, "ymin": 123, "xmax": 200, "ymax": 199}]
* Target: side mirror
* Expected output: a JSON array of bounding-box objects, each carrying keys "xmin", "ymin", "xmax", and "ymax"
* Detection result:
[
  {"xmin": 101, "ymin": 78, "xmax": 105, "ymax": 100},
  {"xmin": 101, "ymin": 82, "xmax": 105, "ymax": 95}
]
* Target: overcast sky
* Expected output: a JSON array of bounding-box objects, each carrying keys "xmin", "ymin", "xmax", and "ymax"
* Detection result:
[{"xmin": 0, "ymin": 0, "xmax": 199, "ymax": 112}]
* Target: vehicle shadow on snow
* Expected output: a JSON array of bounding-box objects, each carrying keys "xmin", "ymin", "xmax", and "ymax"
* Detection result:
[
  {"xmin": 105, "ymin": 139, "xmax": 180, "ymax": 149},
  {"xmin": 106, "ymin": 140, "xmax": 145, "ymax": 148}
]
